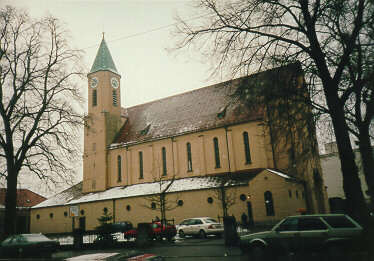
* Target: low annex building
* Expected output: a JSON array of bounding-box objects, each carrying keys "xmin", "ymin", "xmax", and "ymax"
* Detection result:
[{"xmin": 31, "ymin": 36, "xmax": 328, "ymax": 234}]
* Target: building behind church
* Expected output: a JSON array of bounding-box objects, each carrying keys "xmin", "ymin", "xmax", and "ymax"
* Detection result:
[{"xmin": 30, "ymin": 37, "xmax": 329, "ymax": 234}]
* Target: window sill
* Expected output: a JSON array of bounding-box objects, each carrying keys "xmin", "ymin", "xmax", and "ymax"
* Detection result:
[
  {"xmin": 187, "ymin": 170, "xmax": 193, "ymax": 173},
  {"xmin": 117, "ymin": 180, "xmax": 122, "ymax": 183},
  {"xmin": 139, "ymin": 177, "xmax": 144, "ymax": 179},
  {"xmin": 245, "ymin": 161, "xmax": 252, "ymax": 165},
  {"xmin": 215, "ymin": 166, "xmax": 221, "ymax": 169}
]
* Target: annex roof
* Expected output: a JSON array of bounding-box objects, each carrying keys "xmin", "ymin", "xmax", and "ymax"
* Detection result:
[
  {"xmin": 33, "ymin": 168, "xmax": 301, "ymax": 209},
  {"xmin": 89, "ymin": 36, "xmax": 118, "ymax": 75}
]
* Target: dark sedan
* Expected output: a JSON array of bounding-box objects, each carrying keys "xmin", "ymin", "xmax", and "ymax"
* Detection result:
[{"xmin": 0, "ymin": 233, "xmax": 59, "ymax": 259}]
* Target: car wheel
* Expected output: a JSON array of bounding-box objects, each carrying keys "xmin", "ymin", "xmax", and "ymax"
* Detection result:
[
  {"xmin": 251, "ymin": 244, "xmax": 267, "ymax": 261},
  {"xmin": 327, "ymin": 244, "xmax": 345, "ymax": 261},
  {"xmin": 179, "ymin": 229, "xmax": 185, "ymax": 238},
  {"xmin": 199, "ymin": 230, "xmax": 206, "ymax": 239}
]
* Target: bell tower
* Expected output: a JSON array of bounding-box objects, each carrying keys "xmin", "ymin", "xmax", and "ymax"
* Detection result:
[{"xmin": 83, "ymin": 35, "xmax": 123, "ymax": 193}]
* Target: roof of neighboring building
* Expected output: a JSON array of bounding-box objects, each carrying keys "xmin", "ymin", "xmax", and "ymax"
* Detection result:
[
  {"xmin": 111, "ymin": 63, "xmax": 302, "ymax": 148},
  {"xmin": 89, "ymin": 36, "xmax": 118, "ymax": 75},
  {"xmin": 33, "ymin": 168, "xmax": 302, "ymax": 209},
  {"xmin": 0, "ymin": 188, "xmax": 46, "ymax": 209}
]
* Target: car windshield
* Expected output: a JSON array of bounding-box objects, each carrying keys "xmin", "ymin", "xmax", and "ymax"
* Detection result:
[
  {"xmin": 23, "ymin": 234, "xmax": 50, "ymax": 242},
  {"xmin": 180, "ymin": 220, "xmax": 190, "ymax": 225},
  {"xmin": 204, "ymin": 219, "xmax": 218, "ymax": 223}
]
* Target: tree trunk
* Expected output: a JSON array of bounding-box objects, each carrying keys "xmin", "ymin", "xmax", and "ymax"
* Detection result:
[
  {"xmin": 358, "ymin": 128, "xmax": 374, "ymax": 211},
  {"xmin": 328, "ymin": 102, "xmax": 370, "ymax": 225},
  {"xmin": 4, "ymin": 170, "xmax": 18, "ymax": 239}
]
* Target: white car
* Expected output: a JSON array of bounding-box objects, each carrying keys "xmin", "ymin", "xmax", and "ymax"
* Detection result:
[{"xmin": 177, "ymin": 217, "xmax": 224, "ymax": 238}]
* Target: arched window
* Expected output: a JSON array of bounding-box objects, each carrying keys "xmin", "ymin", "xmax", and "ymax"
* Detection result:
[
  {"xmin": 139, "ymin": 151, "xmax": 143, "ymax": 179},
  {"xmin": 117, "ymin": 155, "xmax": 122, "ymax": 182},
  {"xmin": 92, "ymin": 89, "xmax": 97, "ymax": 107},
  {"xmin": 213, "ymin": 137, "xmax": 221, "ymax": 168},
  {"xmin": 162, "ymin": 147, "xmax": 167, "ymax": 176},
  {"xmin": 243, "ymin": 132, "xmax": 252, "ymax": 163},
  {"xmin": 264, "ymin": 191, "xmax": 275, "ymax": 216},
  {"xmin": 187, "ymin": 142, "xmax": 192, "ymax": 171},
  {"xmin": 113, "ymin": 90, "xmax": 117, "ymax": 106}
]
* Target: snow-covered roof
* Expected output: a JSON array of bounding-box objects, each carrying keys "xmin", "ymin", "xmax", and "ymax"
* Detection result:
[{"xmin": 33, "ymin": 169, "xmax": 301, "ymax": 209}]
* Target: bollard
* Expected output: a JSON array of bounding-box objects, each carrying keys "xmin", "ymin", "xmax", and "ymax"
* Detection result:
[
  {"xmin": 136, "ymin": 223, "xmax": 151, "ymax": 247},
  {"xmin": 223, "ymin": 216, "xmax": 238, "ymax": 246}
]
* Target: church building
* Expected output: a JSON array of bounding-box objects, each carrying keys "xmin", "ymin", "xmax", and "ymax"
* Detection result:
[{"xmin": 30, "ymin": 36, "xmax": 329, "ymax": 234}]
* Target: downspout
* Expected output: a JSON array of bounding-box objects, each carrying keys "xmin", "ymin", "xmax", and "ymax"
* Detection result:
[
  {"xmin": 265, "ymin": 102, "xmax": 277, "ymax": 170},
  {"xmin": 224, "ymin": 126, "xmax": 231, "ymax": 173},
  {"xmin": 171, "ymin": 137, "xmax": 175, "ymax": 175},
  {"xmin": 113, "ymin": 199, "xmax": 116, "ymax": 222}
]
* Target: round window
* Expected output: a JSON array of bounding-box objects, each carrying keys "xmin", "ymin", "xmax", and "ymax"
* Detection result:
[
  {"xmin": 49, "ymin": 213, "xmax": 53, "ymax": 218},
  {"xmin": 240, "ymin": 194, "xmax": 247, "ymax": 201},
  {"xmin": 64, "ymin": 211, "xmax": 68, "ymax": 217},
  {"xmin": 207, "ymin": 197, "xmax": 213, "ymax": 204},
  {"xmin": 151, "ymin": 202, "xmax": 156, "ymax": 209},
  {"xmin": 80, "ymin": 210, "xmax": 85, "ymax": 215},
  {"xmin": 178, "ymin": 200, "xmax": 184, "ymax": 207},
  {"xmin": 36, "ymin": 214, "xmax": 40, "ymax": 220},
  {"xmin": 126, "ymin": 205, "xmax": 131, "ymax": 211},
  {"xmin": 103, "ymin": 207, "xmax": 108, "ymax": 213}
]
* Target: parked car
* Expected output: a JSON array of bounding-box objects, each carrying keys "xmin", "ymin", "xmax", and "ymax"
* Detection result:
[
  {"xmin": 124, "ymin": 221, "xmax": 176, "ymax": 241},
  {"xmin": 0, "ymin": 233, "xmax": 59, "ymax": 259},
  {"xmin": 239, "ymin": 214, "xmax": 363, "ymax": 260},
  {"xmin": 113, "ymin": 221, "xmax": 133, "ymax": 232},
  {"xmin": 177, "ymin": 217, "xmax": 224, "ymax": 238}
]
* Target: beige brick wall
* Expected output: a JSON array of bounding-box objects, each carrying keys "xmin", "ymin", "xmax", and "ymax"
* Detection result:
[{"xmin": 31, "ymin": 170, "xmax": 306, "ymax": 233}]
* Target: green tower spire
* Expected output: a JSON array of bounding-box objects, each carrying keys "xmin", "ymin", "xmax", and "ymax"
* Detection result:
[{"xmin": 89, "ymin": 35, "xmax": 118, "ymax": 74}]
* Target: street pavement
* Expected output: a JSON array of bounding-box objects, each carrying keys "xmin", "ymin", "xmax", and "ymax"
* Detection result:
[
  {"xmin": 51, "ymin": 236, "xmax": 374, "ymax": 261},
  {"xmin": 52, "ymin": 236, "xmax": 246, "ymax": 260}
]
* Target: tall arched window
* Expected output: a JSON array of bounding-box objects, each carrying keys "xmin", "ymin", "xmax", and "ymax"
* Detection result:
[
  {"xmin": 139, "ymin": 151, "xmax": 143, "ymax": 179},
  {"xmin": 117, "ymin": 155, "xmax": 122, "ymax": 182},
  {"xmin": 213, "ymin": 137, "xmax": 221, "ymax": 168},
  {"xmin": 92, "ymin": 89, "xmax": 97, "ymax": 107},
  {"xmin": 162, "ymin": 147, "xmax": 167, "ymax": 176},
  {"xmin": 264, "ymin": 191, "xmax": 275, "ymax": 216},
  {"xmin": 113, "ymin": 90, "xmax": 117, "ymax": 106},
  {"xmin": 243, "ymin": 132, "xmax": 252, "ymax": 163},
  {"xmin": 187, "ymin": 142, "xmax": 192, "ymax": 171}
]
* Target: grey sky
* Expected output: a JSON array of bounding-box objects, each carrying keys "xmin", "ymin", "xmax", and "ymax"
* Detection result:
[
  {"xmin": 4, "ymin": 0, "xmax": 215, "ymax": 109},
  {"xmin": 2, "ymin": 0, "xmax": 219, "ymax": 196}
]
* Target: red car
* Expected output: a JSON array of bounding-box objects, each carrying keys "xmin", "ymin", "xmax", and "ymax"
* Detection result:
[{"xmin": 124, "ymin": 222, "xmax": 176, "ymax": 241}]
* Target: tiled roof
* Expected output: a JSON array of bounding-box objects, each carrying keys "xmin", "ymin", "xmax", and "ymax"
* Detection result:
[
  {"xmin": 89, "ymin": 36, "xmax": 118, "ymax": 75},
  {"xmin": 111, "ymin": 63, "xmax": 302, "ymax": 148},
  {"xmin": 0, "ymin": 188, "xmax": 46, "ymax": 208},
  {"xmin": 33, "ymin": 169, "xmax": 302, "ymax": 208},
  {"xmin": 111, "ymin": 78, "xmax": 264, "ymax": 148}
]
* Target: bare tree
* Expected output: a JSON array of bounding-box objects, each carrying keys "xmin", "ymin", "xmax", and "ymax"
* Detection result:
[
  {"xmin": 172, "ymin": 0, "xmax": 374, "ymax": 227},
  {"xmin": 142, "ymin": 162, "xmax": 180, "ymax": 222},
  {"xmin": 212, "ymin": 180, "xmax": 238, "ymax": 218},
  {"xmin": 0, "ymin": 6, "xmax": 84, "ymax": 238}
]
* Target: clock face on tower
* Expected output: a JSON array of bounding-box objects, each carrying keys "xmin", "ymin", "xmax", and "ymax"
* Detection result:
[
  {"xmin": 111, "ymin": 77, "xmax": 119, "ymax": 88},
  {"xmin": 90, "ymin": 77, "xmax": 98, "ymax": 88}
]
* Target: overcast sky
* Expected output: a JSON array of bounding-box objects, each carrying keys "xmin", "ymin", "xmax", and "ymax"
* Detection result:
[
  {"xmin": 4, "ymin": 0, "xmax": 216, "ymax": 109},
  {"xmin": 1, "ymin": 0, "xmax": 220, "ymax": 196}
]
